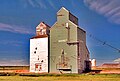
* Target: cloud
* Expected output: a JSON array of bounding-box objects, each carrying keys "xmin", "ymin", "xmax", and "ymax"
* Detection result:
[
  {"xmin": 27, "ymin": 0, "xmax": 36, "ymax": 7},
  {"xmin": 84, "ymin": 0, "xmax": 120, "ymax": 24},
  {"xmin": 0, "ymin": 23, "xmax": 34, "ymax": 34},
  {"xmin": 47, "ymin": 0, "xmax": 56, "ymax": 10},
  {"xmin": 26, "ymin": 0, "xmax": 57, "ymax": 10},
  {"xmin": 0, "ymin": 40, "xmax": 24, "ymax": 46},
  {"xmin": 0, "ymin": 58, "xmax": 28, "ymax": 66},
  {"xmin": 27, "ymin": 0, "xmax": 47, "ymax": 9},
  {"xmin": 114, "ymin": 58, "xmax": 120, "ymax": 63}
]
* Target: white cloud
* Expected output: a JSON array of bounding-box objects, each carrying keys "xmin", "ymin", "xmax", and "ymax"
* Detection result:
[
  {"xmin": 84, "ymin": 0, "xmax": 120, "ymax": 24},
  {"xmin": 27, "ymin": 0, "xmax": 47, "ymax": 9},
  {"xmin": 47, "ymin": 0, "xmax": 56, "ymax": 10},
  {"xmin": 26, "ymin": 0, "xmax": 57, "ymax": 9},
  {"xmin": 0, "ymin": 23, "xmax": 34, "ymax": 34},
  {"xmin": 0, "ymin": 59, "xmax": 28, "ymax": 66},
  {"xmin": 0, "ymin": 40, "xmax": 24, "ymax": 46},
  {"xmin": 27, "ymin": 0, "xmax": 36, "ymax": 7},
  {"xmin": 114, "ymin": 58, "xmax": 120, "ymax": 63},
  {"xmin": 35, "ymin": 0, "xmax": 47, "ymax": 9}
]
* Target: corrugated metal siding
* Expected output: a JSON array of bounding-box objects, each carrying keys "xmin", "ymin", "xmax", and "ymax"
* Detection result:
[
  {"xmin": 50, "ymin": 8, "xmax": 79, "ymax": 73},
  {"xmin": 50, "ymin": 21, "xmax": 78, "ymax": 73}
]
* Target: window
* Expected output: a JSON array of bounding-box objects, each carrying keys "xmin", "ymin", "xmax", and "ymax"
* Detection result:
[
  {"xmin": 38, "ymin": 56, "xmax": 39, "ymax": 60},
  {"xmin": 35, "ymin": 47, "xmax": 37, "ymax": 50},
  {"xmin": 34, "ymin": 51, "xmax": 36, "ymax": 54},
  {"xmin": 41, "ymin": 60, "xmax": 43, "ymax": 62}
]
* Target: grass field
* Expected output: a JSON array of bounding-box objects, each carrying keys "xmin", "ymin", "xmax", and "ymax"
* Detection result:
[{"xmin": 0, "ymin": 74, "xmax": 120, "ymax": 81}]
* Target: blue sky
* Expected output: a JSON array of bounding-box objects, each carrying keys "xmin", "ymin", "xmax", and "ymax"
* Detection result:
[{"xmin": 0, "ymin": 0, "xmax": 120, "ymax": 66}]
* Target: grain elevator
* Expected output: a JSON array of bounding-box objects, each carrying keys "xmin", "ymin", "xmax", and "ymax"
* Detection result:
[
  {"xmin": 30, "ymin": 7, "xmax": 91, "ymax": 73},
  {"xmin": 50, "ymin": 7, "xmax": 90, "ymax": 73},
  {"xmin": 30, "ymin": 22, "xmax": 50, "ymax": 73}
]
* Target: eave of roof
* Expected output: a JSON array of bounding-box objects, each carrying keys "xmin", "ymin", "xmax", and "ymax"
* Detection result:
[{"xmin": 31, "ymin": 34, "xmax": 48, "ymax": 39}]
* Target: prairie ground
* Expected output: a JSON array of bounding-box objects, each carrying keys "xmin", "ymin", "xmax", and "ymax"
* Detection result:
[{"xmin": 0, "ymin": 74, "xmax": 120, "ymax": 81}]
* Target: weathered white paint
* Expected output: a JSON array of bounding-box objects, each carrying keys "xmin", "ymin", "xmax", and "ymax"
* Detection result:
[{"xmin": 30, "ymin": 37, "xmax": 48, "ymax": 73}]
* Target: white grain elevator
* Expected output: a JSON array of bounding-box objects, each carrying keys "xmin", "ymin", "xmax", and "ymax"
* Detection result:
[{"xmin": 30, "ymin": 22, "xmax": 50, "ymax": 73}]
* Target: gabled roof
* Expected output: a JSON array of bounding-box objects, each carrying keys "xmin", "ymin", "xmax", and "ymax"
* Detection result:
[
  {"xmin": 57, "ymin": 7, "xmax": 69, "ymax": 14},
  {"xmin": 37, "ymin": 22, "xmax": 50, "ymax": 28}
]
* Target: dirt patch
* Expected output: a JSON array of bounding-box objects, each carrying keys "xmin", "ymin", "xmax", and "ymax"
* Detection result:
[{"xmin": 100, "ymin": 70, "xmax": 120, "ymax": 74}]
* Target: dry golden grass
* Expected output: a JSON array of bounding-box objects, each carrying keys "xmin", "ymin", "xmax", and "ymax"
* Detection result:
[{"xmin": 0, "ymin": 74, "xmax": 119, "ymax": 81}]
